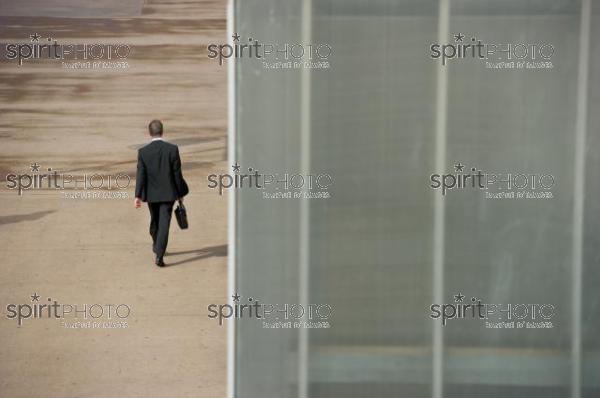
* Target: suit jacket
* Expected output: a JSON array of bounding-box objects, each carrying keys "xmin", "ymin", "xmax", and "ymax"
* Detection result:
[{"xmin": 135, "ymin": 140, "xmax": 189, "ymax": 203}]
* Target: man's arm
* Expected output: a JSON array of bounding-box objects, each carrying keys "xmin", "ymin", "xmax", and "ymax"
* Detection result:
[
  {"xmin": 134, "ymin": 150, "xmax": 146, "ymax": 207},
  {"xmin": 172, "ymin": 146, "xmax": 189, "ymax": 199}
]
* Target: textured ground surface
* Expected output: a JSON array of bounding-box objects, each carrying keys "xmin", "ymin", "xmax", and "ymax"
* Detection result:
[{"xmin": 0, "ymin": 1, "xmax": 228, "ymax": 396}]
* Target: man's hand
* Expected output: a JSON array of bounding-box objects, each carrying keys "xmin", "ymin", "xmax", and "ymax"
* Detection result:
[{"xmin": 134, "ymin": 197, "xmax": 142, "ymax": 208}]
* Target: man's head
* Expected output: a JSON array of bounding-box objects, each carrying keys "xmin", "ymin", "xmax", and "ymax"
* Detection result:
[{"xmin": 148, "ymin": 120, "xmax": 163, "ymax": 137}]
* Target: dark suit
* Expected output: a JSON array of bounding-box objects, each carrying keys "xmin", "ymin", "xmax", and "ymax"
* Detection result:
[{"xmin": 135, "ymin": 139, "xmax": 189, "ymax": 258}]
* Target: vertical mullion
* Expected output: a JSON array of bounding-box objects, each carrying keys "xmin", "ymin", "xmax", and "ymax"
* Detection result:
[
  {"xmin": 432, "ymin": 1, "xmax": 450, "ymax": 398},
  {"xmin": 571, "ymin": 1, "xmax": 591, "ymax": 397},
  {"xmin": 298, "ymin": 1, "xmax": 313, "ymax": 397},
  {"xmin": 227, "ymin": 0, "xmax": 237, "ymax": 397}
]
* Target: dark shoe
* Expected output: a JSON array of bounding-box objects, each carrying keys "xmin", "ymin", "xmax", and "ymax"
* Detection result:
[{"xmin": 155, "ymin": 256, "xmax": 165, "ymax": 267}]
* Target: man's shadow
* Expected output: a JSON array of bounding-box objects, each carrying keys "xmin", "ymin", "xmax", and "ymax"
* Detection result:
[
  {"xmin": 164, "ymin": 244, "xmax": 227, "ymax": 267},
  {"xmin": 0, "ymin": 210, "xmax": 55, "ymax": 226}
]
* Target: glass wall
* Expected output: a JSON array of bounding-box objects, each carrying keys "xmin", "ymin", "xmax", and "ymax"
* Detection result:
[{"xmin": 233, "ymin": 1, "xmax": 600, "ymax": 397}]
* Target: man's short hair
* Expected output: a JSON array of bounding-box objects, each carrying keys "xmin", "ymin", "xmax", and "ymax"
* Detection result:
[{"xmin": 148, "ymin": 120, "xmax": 163, "ymax": 137}]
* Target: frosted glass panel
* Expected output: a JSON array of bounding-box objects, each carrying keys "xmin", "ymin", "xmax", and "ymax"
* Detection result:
[{"xmin": 233, "ymin": 1, "xmax": 600, "ymax": 397}]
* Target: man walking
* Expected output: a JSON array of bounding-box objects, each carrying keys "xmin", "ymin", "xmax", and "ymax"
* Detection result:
[{"xmin": 134, "ymin": 120, "xmax": 189, "ymax": 267}]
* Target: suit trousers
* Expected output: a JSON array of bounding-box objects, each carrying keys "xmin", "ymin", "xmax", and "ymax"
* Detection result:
[{"xmin": 148, "ymin": 201, "xmax": 174, "ymax": 258}]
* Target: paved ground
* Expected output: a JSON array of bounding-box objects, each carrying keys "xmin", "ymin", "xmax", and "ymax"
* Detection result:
[{"xmin": 0, "ymin": 0, "xmax": 228, "ymax": 397}]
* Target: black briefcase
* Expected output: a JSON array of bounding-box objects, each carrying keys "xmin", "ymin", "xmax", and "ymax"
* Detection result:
[{"xmin": 175, "ymin": 200, "xmax": 188, "ymax": 229}]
